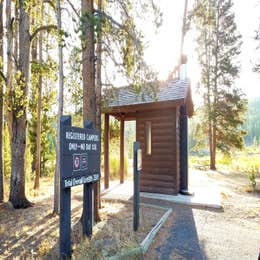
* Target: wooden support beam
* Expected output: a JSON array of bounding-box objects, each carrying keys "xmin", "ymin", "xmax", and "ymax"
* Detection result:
[
  {"xmin": 180, "ymin": 106, "xmax": 188, "ymax": 191},
  {"xmin": 120, "ymin": 116, "xmax": 125, "ymax": 184},
  {"xmin": 104, "ymin": 114, "xmax": 110, "ymax": 189}
]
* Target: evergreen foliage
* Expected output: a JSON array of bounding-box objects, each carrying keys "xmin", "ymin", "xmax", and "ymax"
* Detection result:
[
  {"xmin": 64, "ymin": 0, "xmax": 162, "ymax": 116},
  {"xmin": 28, "ymin": 58, "xmax": 57, "ymax": 177},
  {"xmin": 253, "ymin": 19, "xmax": 260, "ymax": 73},
  {"xmin": 243, "ymin": 97, "xmax": 260, "ymax": 146},
  {"xmin": 192, "ymin": 0, "xmax": 247, "ymax": 168}
]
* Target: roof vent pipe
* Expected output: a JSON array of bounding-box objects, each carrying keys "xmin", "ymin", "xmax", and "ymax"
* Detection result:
[{"xmin": 180, "ymin": 55, "xmax": 187, "ymax": 81}]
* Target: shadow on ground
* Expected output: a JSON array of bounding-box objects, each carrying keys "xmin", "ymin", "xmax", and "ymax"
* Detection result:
[
  {"xmin": 156, "ymin": 207, "xmax": 206, "ymax": 259},
  {"xmin": 0, "ymin": 195, "xmax": 165, "ymax": 259},
  {"xmin": 0, "ymin": 201, "xmax": 83, "ymax": 259}
]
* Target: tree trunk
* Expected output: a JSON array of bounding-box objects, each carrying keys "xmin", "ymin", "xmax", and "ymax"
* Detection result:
[
  {"xmin": 82, "ymin": 0, "xmax": 99, "ymax": 222},
  {"xmin": 206, "ymin": 2, "xmax": 216, "ymax": 171},
  {"xmin": 14, "ymin": 4, "xmax": 18, "ymax": 63},
  {"xmin": 211, "ymin": 125, "xmax": 216, "ymax": 170},
  {"xmin": 9, "ymin": 0, "xmax": 32, "ymax": 209},
  {"xmin": 96, "ymin": 0, "xmax": 102, "ymax": 131},
  {"xmin": 34, "ymin": 17, "xmax": 43, "ymax": 190},
  {"xmin": 82, "ymin": 0, "xmax": 96, "ymax": 125},
  {"xmin": 210, "ymin": 2, "xmax": 219, "ymax": 172},
  {"xmin": 0, "ymin": 1, "xmax": 4, "ymax": 203},
  {"xmin": 6, "ymin": 0, "xmax": 13, "ymax": 139},
  {"xmin": 53, "ymin": 0, "xmax": 64, "ymax": 214},
  {"xmin": 208, "ymin": 97, "xmax": 214, "ymax": 170},
  {"xmin": 95, "ymin": 0, "xmax": 103, "ymax": 210},
  {"xmin": 209, "ymin": 122, "xmax": 216, "ymax": 170},
  {"xmin": 10, "ymin": 117, "xmax": 32, "ymax": 208},
  {"xmin": 30, "ymin": 22, "xmax": 37, "ymax": 176},
  {"xmin": 34, "ymin": 47, "xmax": 42, "ymax": 189}
]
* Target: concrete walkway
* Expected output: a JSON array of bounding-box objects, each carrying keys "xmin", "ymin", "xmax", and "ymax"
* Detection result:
[{"xmin": 101, "ymin": 170, "xmax": 222, "ymax": 209}]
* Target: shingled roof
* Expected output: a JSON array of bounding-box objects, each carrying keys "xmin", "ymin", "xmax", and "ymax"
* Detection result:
[{"xmin": 105, "ymin": 79, "xmax": 191, "ymax": 107}]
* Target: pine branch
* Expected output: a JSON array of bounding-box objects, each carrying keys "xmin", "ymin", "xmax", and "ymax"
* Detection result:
[
  {"xmin": 30, "ymin": 25, "xmax": 57, "ymax": 41},
  {"xmin": 94, "ymin": 9, "xmax": 140, "ymax": 45},
  {"xmin": 0, "ymin": 70, "xmax": 7, "ymax": 83}
]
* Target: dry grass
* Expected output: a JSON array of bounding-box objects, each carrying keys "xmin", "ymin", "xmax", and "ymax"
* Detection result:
[
  {"xmin": 1, "ymin": 176, "xmax": 55, "ymax": 203},
  {"xmin": 244, "ymin": 185, "xmax": 260, "ymax": 193},
  {"xmin": 73, "ymin": 201, "xmax": 166, "ymax": 259},
  {"xmin": 190, "ymin": 147, "xmax": 260, "ymax": 176},
  {"xmin": 0, "ymin": 191, "xmax": 166, "ymax": 259},
  {"xmin": 220, "ymin": 191, "xmax": 231, "ymax": 200},
  {"xmin": 1, "ymin": 173, "xmax": 166, "ymax": 259}
]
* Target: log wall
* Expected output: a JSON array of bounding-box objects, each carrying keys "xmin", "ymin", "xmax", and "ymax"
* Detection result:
[{"xmin": 136, "ymin": 107, "xmax": 180, "ymax": 194}]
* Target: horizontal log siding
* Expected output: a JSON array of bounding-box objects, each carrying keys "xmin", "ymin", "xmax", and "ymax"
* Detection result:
[{"xmin": 136, "ymin": 108, "xmax": 179, "ymax": 194}]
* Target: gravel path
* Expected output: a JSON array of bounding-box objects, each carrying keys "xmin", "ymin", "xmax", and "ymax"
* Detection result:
[{"xmin": 145, "ymin": 170, "xmax": 260, "ymax": 260}]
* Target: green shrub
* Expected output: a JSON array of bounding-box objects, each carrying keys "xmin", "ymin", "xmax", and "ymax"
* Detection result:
[
  {"xmin": 110, "ymin": 154, "xmax": 129, "ymax": 180},
  {"xmin": 232, "ymin": 155, "xmax": 260, "ymax": 175},
  {"xmin": 247, "ymin": 170, "xmax": 256, "ymax": 190},
  {"xmin": 217, "ymin": 154, "xmax": 232, "ymax": 166},
  {"xmin": 189, "ymin": 155, "xmax": 210, "ymax": 169},
  {"xmin": 110, "ymin": 155, "xmax": 119, "ymax": 179}
]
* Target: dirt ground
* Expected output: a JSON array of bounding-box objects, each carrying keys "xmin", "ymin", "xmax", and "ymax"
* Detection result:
[
  {"xmin": 1, "ymin": 170, "xmax": 260, "ymax": 259},
  {"xmin": 0, "ymin": 182, "xmax": 165, "ymax": 259},
  {"xmin": 145, "ymin": 170, "xmax": 260, "ymax": 260}
]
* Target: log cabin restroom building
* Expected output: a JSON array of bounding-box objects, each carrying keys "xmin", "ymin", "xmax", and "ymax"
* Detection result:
[{"xmin": 103, "ymin": 78, "xmax": 194, "ymax": 195}]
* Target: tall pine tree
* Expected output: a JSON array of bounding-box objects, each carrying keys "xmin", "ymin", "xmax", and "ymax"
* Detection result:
[
  {"xmin": 193, "ymin": 0, "xmax": 247, "ymax": 170},
  {"xmin": 253, "ymin": 14, "xmax": 260, "ymax": 74},
  {"xmin": 0, "ymin": 0, "xmax": 3, "ymax": 202}
]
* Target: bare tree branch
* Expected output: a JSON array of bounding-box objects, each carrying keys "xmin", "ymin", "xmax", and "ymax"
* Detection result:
[
  {"xmin": 12, "ymin": 53, "xmax": 18, "ymax": 69},
  {"xmin": 0, "ymin": 70, "xmax": 6, "ymax": 83},
  {"xmin": 94, "ymin": 9, "xmax": 122, "ymax": 29},
  {"xmin": 43, "ymin": 0, "xmax": 56, "ymax": 10},
  {"xmin": 65, "ymin": 0, "xmax": 80, "ymax": 18},
  {"xmin": 30, "ymin": 25, "xmax": 57, "ymax": 41},
  {"xmin": 105, "ymin": 0, "xmax": 130, "ymax": 18}
]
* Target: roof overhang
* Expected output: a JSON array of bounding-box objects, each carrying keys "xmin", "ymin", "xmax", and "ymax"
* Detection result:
[
  {"xmin": 102, "ymin": 79, "xmax": 194, "ymax": 119},
  {"xmin": 103, "ymin": 98, "xmax": 185, "ymax": 120}
]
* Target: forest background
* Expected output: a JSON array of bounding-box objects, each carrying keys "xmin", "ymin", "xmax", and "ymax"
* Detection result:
[{"xmin": 0, "ymin": 0, "xmax": 259, "ymax": 209}]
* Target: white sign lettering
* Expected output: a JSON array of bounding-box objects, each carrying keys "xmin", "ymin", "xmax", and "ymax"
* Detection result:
[
  {"xmin": 86, "ymin": 134, "xmax": 99, "ymax": 142},
  {"xmin": 66, "ymin": 131, "xmax": 86, "ymax": 140},
  {"xmin": 64, "ymin": 175, "xmax": 98, "ymax": 188}
]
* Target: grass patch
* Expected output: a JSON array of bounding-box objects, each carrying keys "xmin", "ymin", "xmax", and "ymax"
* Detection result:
[
  {"xmin": 190, "ymin": 146, "xmax": 260, "ymax": 192},
  {"xmin": 110, "ymin": 156, "xmax": 129, "ymax": 180},
  {"xmin": 190, "ymin": 147, "xmax": 260, "ymax": 175},
  {"xmin": 73, "ymin": 201, "xmax": 167, "ymax": 259}
]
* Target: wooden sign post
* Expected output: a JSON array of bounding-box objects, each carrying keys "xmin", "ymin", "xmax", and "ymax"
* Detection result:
[
  {"xmin": 133, "ymin": 141, "xmax": 142, "ymax": 231},
  {"xmin": 59, "ymin": 116, "xmax": 100, "ymax": 258}
]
